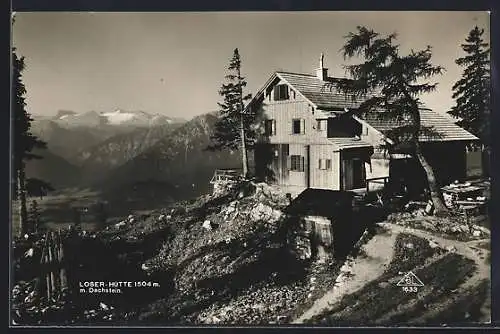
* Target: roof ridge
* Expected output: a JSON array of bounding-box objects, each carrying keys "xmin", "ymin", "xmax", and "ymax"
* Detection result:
[
  {"xmin": 276, "ymin": 70, "xmax": 347, "ymax": 82},
  {"xmin": 275, "ymin": 70, "xmax": 316, "ymax": 77}
]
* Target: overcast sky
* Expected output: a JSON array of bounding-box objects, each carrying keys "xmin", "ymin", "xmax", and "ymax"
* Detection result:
[{"xmin": 13, "ymin": 11, "xmax": 489, "ymax": 119}]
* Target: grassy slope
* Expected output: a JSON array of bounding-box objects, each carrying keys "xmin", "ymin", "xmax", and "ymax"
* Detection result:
[{"xmin": 307, "ymin": 233, "xmax": 487, "ymax": 326}]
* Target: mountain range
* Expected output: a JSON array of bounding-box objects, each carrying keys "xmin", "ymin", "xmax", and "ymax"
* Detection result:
[
  {"xmin": 30, "ymin": 110, "xmax": 186, "ymax": 163},
  {"xmin": 34, "ymin": 109, "xmax": 185, "ymax": 128},
  {"xmin": 25, "ymin": 110, "xmax": 246, "ymax": 204},
  {"xmin": 98, "ymin": 113, "xmax": 243, "ymax": 200}
]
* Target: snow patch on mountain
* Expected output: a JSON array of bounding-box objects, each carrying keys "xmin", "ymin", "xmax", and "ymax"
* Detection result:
[
  {"xmin": 101, "ymin": 110, "xmax": 140, "ymax": 125},
  {"xmin": 51, "ymin": 109, "xmax": 180, "ymax": 128}
]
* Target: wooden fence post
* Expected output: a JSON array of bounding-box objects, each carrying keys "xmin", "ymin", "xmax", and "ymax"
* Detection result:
[
  {"xmin": 58, "ymin": 230, "xmax": 68, "ymax": 296},
  {"xmin": 48, "ymin": 232, "xmax": 57, "ymax": 300},
  {"xmin": 41, "ymin": 232, "xmax": 52, "ymax": 301}
]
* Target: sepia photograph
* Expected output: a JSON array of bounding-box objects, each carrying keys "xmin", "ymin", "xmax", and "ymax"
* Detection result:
[{"xmin": 10, "ymin": 11, "xmax": 491, "ymax": 327}]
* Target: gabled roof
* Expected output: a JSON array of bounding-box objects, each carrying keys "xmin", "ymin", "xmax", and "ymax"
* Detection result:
[
  {"xmin": 276, "ymin": 72, "xmax": 360, "ymax": 110},
  {"xmin": 361, "ymin": 109, "xmax": 479, "ymax": 142},
  {"xmin": 248, "ymin": 70, "xmax": 479, "ymax": 143}
]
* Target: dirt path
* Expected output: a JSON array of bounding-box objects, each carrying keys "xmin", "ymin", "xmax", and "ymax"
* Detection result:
[
  {"xmin": 381, "ymin": 223, "xmax": 491, "ymax": 324},
  {"xmin": 292, "ymin": 223, "xmax": 491, "ymax": 324},
  {"xmin": 292, "ymin": 229, "xmax": 399, "ymax": 324},
  {"xmin": 381, "ymin": 223, "xmax": 490, "ymax": 285}
]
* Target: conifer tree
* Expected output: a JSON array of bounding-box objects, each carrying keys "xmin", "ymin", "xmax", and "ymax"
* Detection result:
[
  {"xmin": 207, "ymin": 48, "xmax": 255, "ymax": 178},
  {"xmin": 28, "ymin": 200, "xmax": 40, "ymax": 234},
  {"xmin": 12, "ymin": 48, "xmax": 47, "ymax": 236},
  {"xmin": 448, "ymin": 26, "xmax": 490, "ymax": 146},
  {"xmin": 331, "ymin": 26, "xmax": 448, "ymax": 215}
]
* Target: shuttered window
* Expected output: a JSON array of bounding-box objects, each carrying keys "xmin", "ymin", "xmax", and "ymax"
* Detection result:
[
  {"xmin": 290, "ymin": 155, "xmax": 304, "ymax": 172},
  {"xmin": 316, "ymin": 119, "xmax": 326, "ymax": 131},
  {"xmin": 265, "ymin": 119, "xmax": 276, "ymax": 136},
  {"xmin": 292, "ymin": 119, "xmax": 306, "ymax": 134},
  {"xmin": 274, "ymin": 84, "xmax": 289, "ymax": 101},
  {"xmin": 318, "ymin": 159, "xmax": 331, "ymax": 170}
]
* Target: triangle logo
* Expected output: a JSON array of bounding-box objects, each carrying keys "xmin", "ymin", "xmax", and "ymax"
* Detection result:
[{"xmin": 396, "ymin": 271, "xmax": 424, "ymax": 287}]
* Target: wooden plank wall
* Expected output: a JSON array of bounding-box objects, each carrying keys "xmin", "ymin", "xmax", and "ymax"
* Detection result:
[
  {"xmin": 256, "ymin": 79, "xmax": 381, "ymax": 192},
  {"xmin": 310, "ymin": 145, "xmax": 335, "ymax": 189},
  {"xmin": 257, "ymin": 80, "xmax": 336, "ymax": 190},
  {"xmin": 288, "ymin": 144, "xmax": 307, "ymax": 187},
  {"xmin": 259, "ymin": 79, "xmax": 331, "ymax": 146}
]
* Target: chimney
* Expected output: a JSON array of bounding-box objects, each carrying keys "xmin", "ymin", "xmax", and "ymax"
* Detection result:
[{"xmin": 316, "ymin": 52, "xmax": 328, "ymax": 81}]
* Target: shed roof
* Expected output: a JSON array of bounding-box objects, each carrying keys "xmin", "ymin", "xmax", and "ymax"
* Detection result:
[
  {"xmin": 327, "ymin": 137, "xmax": 373, "ymax": 150},
  {"xmin": 361, "ymin": 109, "xmax": 479, "ymax": 142},
  {"xmin": 285, "ymin": 188, "xmax": 353, "ymax": 218}
]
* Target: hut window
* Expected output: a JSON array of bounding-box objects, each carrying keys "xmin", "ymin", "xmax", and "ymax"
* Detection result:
[
  {"xmin": 290, "ymin": 155, "xmax": 305, "ymax": 172},
  {"xmin": 265, "ymin": 119, "xmax": 276, "ymax": 136},
  {"xmin": 318, "ymin": 159, "xmax": 331, "ymax": 170},
  {"xmin": 292, "ymin": 119, "xmax": 306, "ymax": 134},
  {"xmin": 274, "ymin": 84, "xmax": 289, "ymax": 101}
]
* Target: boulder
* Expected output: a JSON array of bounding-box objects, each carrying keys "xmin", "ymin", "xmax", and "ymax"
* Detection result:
[
  {"xmin": 99, "ymin": 302, "xmax": 110, "ymax": 311},
  {"xmin": 446, "ymin": 246, "xmax": 457, "ymax": 253},
  {"xmin": 24, "ymin": 248, "xmax": 34, "ymax": 258},
  {"xmin": 202, "ymin": 220, "xmax": 212, "ymax": 231},
  {"xmin": 404, "ymin": 242, "xmax": 415, "ymax": 249},
  {"xmin": 115, "ymin": 221, "xmax": 126, "ymax": 229}
]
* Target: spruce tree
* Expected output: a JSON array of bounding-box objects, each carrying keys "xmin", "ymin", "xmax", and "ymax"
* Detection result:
[
  {"xmin": 12, "ymin": 48, "xmax": 47, "ymax": 237},
  {"xmin": 28, "ymin": 200, "xmax": 40, "ymax": 234},
  {"xmin": 448, "ymin": 26, "xmax": 490, "ymax": 146},
  {"xmin": 207, "ymin": 48, "xmax": 255, "ymax": 178},
  {"xmin": 331, "ymin": 26, "xmax": 448, "ymax": 215}
]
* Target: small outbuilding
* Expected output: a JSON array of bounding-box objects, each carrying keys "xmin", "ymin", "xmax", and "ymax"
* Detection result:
[{"xmin": 284, "ymin": 189, "xmax": 360, "ymax": 260}]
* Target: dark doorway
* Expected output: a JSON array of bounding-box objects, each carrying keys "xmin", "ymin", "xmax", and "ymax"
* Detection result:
[{"xmin": 352, "ymin": 159, "xmax": 366, "ymax": 189}]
